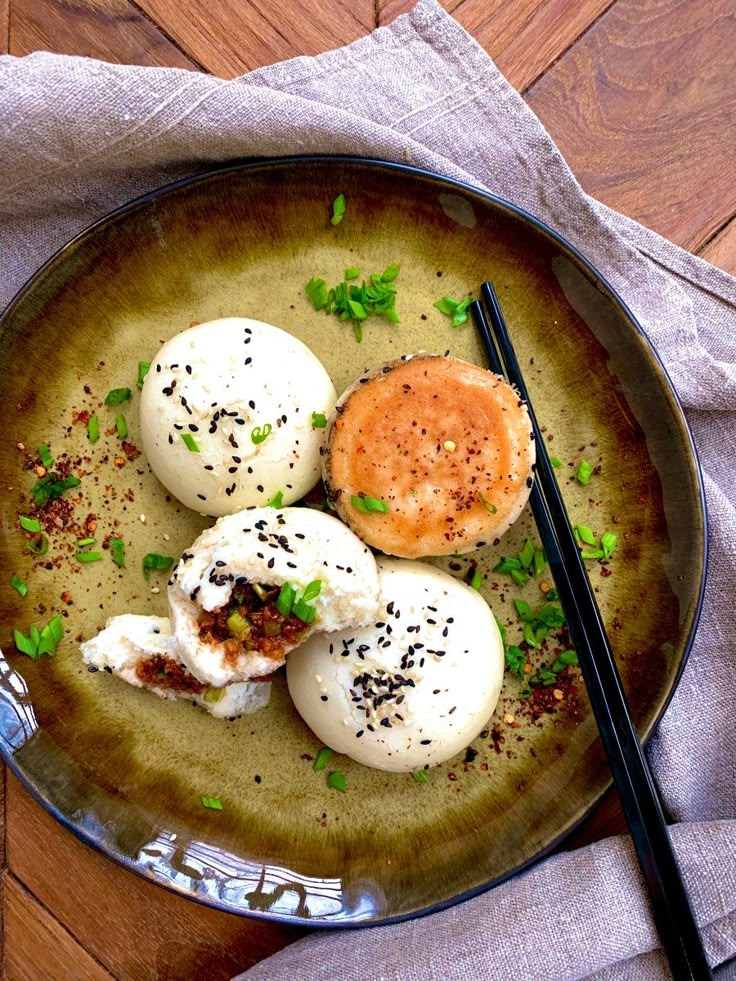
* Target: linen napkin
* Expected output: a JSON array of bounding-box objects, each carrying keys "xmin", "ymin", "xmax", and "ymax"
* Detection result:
[{"xmin": 1, "ymin": 2, "xmax": 735, "ymax": 977}]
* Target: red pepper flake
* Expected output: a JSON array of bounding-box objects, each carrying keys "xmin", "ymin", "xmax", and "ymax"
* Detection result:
[
  {"xmin": 448, "ymin": 772, "xmax": 457, "ymax": 781},
  {"xmin": 72, "ymin": 410, "xmax": 91, "ymax": 426},
  {"xmin": 122, "ymin": 441, "xmax": 141, "ymax": 462}
]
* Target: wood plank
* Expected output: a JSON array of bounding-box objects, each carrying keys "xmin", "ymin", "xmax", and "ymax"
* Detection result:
[
  {"xmin": 134, "ymin": 0, "xmax": 374, "ymax": 77},
  {"xmin": 6, "ymin": 772, "xmax": 299, "ymax": 981},
  {"xmin": 0, "ymin": 0, "xmax": 9, "ymax": 54},
  {"xmin": 4, "ymin": 874, "xmax": 112, "ymax": 981},
  {"xmin": 378, "ymin": 0, "xmax": 614, "ymax": 93},
  {"xmin": 9, "ymin": 0, "xmax": 200, "ymax": 69},
  {"xmin": 526, "ymin": 0, "xmax": 736, "ymax": 252},
  {"xmin": 698, "ymin": 217, "xmax": 736, "ymax": 277},
  {"xmin": 1, "ymin": 764, "xmax": 6, "ymax": 871}
]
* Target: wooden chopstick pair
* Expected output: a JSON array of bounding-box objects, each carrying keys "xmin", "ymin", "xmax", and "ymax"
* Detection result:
[{"xmin": 472, "ymin": 284, "xmax": 711, "ymax": 981}]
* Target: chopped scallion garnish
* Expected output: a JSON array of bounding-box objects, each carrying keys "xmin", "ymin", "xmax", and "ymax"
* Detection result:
[
  {"xmin": 201, "ymin": 795, "xmax": 223, "ymax": 811},
  {"xmin": 137, "ymin": 361, "xmax": 151, "ymax": 389},
  {"xmin": 575, "ymin": 524, "xmax": 597, "ymax": 547},
  {"xmin": 251, "ymin": 424, "xmax": 272, "ymax": 445},
  {"xmin": 381, "ymin": 263, "xmax": 400, "ymax": 283},
  {"xmin": 505, "ymin": 644, "xmax": 527, "ymax": 678},
  {"xmin": 276, "ymin": 582, "xmax": 296, "ymax": 617},
  {"xmin": 351, "ymin": 493, "xmax": 390, "ymax": 514},
  {"xmin": 19, "ymin": 515, "xmax": 42, "ymax": 534},
  {"xmin": 470, "ymin": 568, "xmax": 483, "ymax": 591},
  {"xmin": 88, "ymin": 415, "xmax": 100, "ymax": 443},
  {"xmin": 267, "ymin": 490, "xmax": 284, "ymax": 508},
  {"xmin": 293, "ymin": 579, "xmax": 322, "ymax": 623},
  {"xmin": 434, "ymin": 295, "xmax": 473, "ymax": 327},
  {"xmin": 576, "ymin": 460, "xmax": 594, "ymax": 486},
  {"xmin": 109, "ymin": 537, "xmax": 125, "ymax": 568},
  {"xmin": 13, "ymin": 613, "xmax": 63, "ymax": 659},
  {"xmin": 601, "ymin": 531, "xmax": 618, "ymax": 559},
  {"xmin": 142, "ymin": 553, "xmax": 174, "ymax": 578},
  {"xmin": 493, "ymin": 557, "xmax": 522, "ymax": 574},
  {"xmin": 313, "ymin": 747, "xmax": 332, "ymax": 772},
  {"xmin": 532, "ymin": 549, "xmax": 546, "ymax": 577},
  {"xmin": 477, "ymin": 491, "xmax": 497, "ymax": 514},
  {"xmin": 105, "ymin": 387, "xmax": 132, "ymax": 406},
  {"xmin": 411, "ymin": 770, "xmax": 429, "ymax": 784},
  {"xmin": 518, "ymin": 540, "xmax": 535, "ymax": 570},
  {"xmin": 38, "ymin": 444, "xmax": 53, "ymax": 469},
  {"xmin": 10, "ymin": 575, "xmax": 28, "ymax": 598},
  {"xmin": 311, "ymin": 412, "xmax": 327, "ymax": 429},
  {"xmin": 31, "ymin": 472, "xmax": 81, "ymax": 507},
  {"xmin": 115, "ymin": 414, "xmax": 128, "ymax": 439},
  {"xmin": 550, "ymin": 456, "xmax": 562, "ymax": 468},
  {"xmin": 344, "ymin": 267, "xmax": 360, "ymax": 280},
  {"xmin": 27, "ymin": 533, "xmax": 49, "ymax": 556},
  {"xmin": 326, "ymin": 770, "xmax": 346, "ymax": 793},
  {"xmin": 76, "ymin": 551, "xmax": 103, "ymax": 563},
  {"xmin": 181, "ymin": 432, "xmax": 199, "ymax": 453},
  {"xmin": 330, "ymin": 193, "xmax": 346, "ymax": 226},
  {"xmin": 76, "ymin": 537, "xmax": 96, "ymax": 547}
]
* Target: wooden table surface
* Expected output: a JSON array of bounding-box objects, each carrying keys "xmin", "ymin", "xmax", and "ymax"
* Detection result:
[{"xmin": 1, "ymin": 0, "xmax": 735, "ymax": 977}]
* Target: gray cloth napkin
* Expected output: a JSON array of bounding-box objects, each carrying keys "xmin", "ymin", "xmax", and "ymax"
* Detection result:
[{"xmin": 1, "ymin": 2, "xmax": 734, "ymax": 977}]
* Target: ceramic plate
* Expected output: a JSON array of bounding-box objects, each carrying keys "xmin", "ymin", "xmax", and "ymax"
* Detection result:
[{"xmin": 0, "ymin": 157, "xmax": 705, "ymax": 926}]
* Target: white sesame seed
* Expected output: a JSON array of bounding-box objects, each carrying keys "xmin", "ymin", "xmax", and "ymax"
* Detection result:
[
  {"xmin": 163, "ymin": 533, "xmax": 171, "ymax": 542},
  {"xmin": 151, "ymin": 586, "xmax": 160, "ymax": 594},
  {"xmin": 315, "ymin": 674, "xmax": 322, "ymax": 683},
  {"xmin": 139, "ymin": 513, "xmax": 146, "ymax": 523},
  {"xmin": 443, "ymin": 440, "xmax": 456, "ymax": 452}
]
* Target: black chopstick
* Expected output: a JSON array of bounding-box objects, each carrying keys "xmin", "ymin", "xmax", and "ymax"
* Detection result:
[{"xmin": 472, "ymin": 285, "xmax": 711, "ymax": 981}]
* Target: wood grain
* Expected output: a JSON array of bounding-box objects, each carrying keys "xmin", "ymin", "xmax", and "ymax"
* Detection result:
[
  {"xmin": 133, "ymin": 0, "xmax": 375, "ymax": 77},
  {"xmin": 9, "ymin": 0, "xmax": 199, "ymax": 69},
  {"xmin": 699, "ymin": 218, "xmax": 736, "ymax": 277},
  {"xmin": 378, "ymin": 0, "xmax": 615, "ymax": 92},
  {"xmin": 4, "ymin": 875, "xmax": 112, "ymax": 981},
  {"xmin": 0, "ymin": 0, "xmax": 9, "ymax": 54},
  {"xmin": 526, "ymin": 0, "xmax": 736, "ymax": 252},
  {"xmin": 6, "ymin": 773, "xmax": 299, "ymax": 981}
]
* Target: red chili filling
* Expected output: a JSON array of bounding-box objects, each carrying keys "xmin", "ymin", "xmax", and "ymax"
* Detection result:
[
  {"xmin": 135, "ymin": 654, "xmax": 207, "ymax": 694},
  {"xmin": 197, "ymin": 584, "xmax": 309, "ymax": 666}
]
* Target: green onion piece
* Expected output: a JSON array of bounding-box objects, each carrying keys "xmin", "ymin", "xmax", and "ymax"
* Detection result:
[
  {"xmin": 115, "ymin": 414, "xmax": 128, "ymax": 439},
  {"xmin": 350, "ymin": 494, "xmax": 390, "ymax": 514},
  {"xmin": 514, "ymin": 599, "xmax": 534, "ymax": 622},
  {"xmin": 181, "ymin": 432, "xmax": 199, "ymax": 453},
  {"xmin": 10, "ymin": 575, "xmax": 28, "ymax": 598},
  {"xmin": 523, "ymin": 622, "xmax": 541, "ymax": 649},
  {"xmin": 105, "ymin": 387, "xmax": 132, "ymax": 406},
  {"xmin": 352, "ymin": 322, "xmax": 364, "ymax": 343},
  {"xmin": 109, "ymin": 537, "xmax": 125, "ymax": 568},
  {"xmin": 510, "ymin": 568, "xmax": 528, "ymax": 587},
  {"xmin": 311, "ymin": 412, "xmax": 327, "ymax": 429},
  {"xmin": 545, "ymin": 588, "xmax": 559, "ymax": 601},
  {"xmin": 581, "ymin": 549, "xmax": 605, "ymax": 560},
  {"xmin": 313, "ymin": 747, "xmax": 333, "ymax": 772},
  {"xmin": 276, "ymin": 582, "xmax": 296, "ymax": 617},
  {"xmin": 381, "ymin": 263, "xmax": 400, "ymax": 283},
  {"xmin": 30, "ymin": 625, "xmax": 41, "ymax": 650},
  {"xmin": 493, "ymin": 557, "xmax": 522, "ymax": 573},
  {"xmin": 19, "ymin": 515, "xmax": 42, "ymax": 534},
  {"xmin": 13, "ymin": 628, "xmax": 37, "ymax": 658},
  {"xmin": 505, "ymin": 644, "xmax": 527, "ymax": 677},
  {"xmin": 38, "ymin": 444, "xmax": 53, "ymax": 469},
  {"xmin": 575, "ymin": 524, "xmax": 597, "ymax": 547},
  {"xmin": 76, "ymin": 537, "xmax": 96, "ymax": 547},
  {"xmin": 518, "ymin": 540, "xmax": 535, "ymax": 569},
  {"xmin": 601, "ymin": 531, "xmax": 618, "ymax": 559},
  {"xmin": 76, "ymin": 551, "xmax": 103, "ymax": 563},
  {"xmin": 137, "ymin": 361, "xmax": 151, "ymax": 389},
  {"xmin": 330, "ymin": 193, "xmax": 346, "ymax": 226},
  {"xmin": 347, "ymin": 299, "xmax": 367, "ymax": 321},
  {"xmin": 267, "ymin": 490, "xmax": 284, "ymax": 508},
  {"xmin": 47, "ymin": 614, "xmax": 63, "ymax": 644},
  {"xmin": 549, "ymin": 456, "xmax": 562, "ymax": 468},
  {"xmin": 88, "ymin": 414, "xmax": 100, "ymax": 443},
  {"xmin": 142, "ymin": 553, "xmax": 174, "ymax": 578},
  {"xmin": 31, "ymin": 473, "xmax": 81, "ymax": 507},
  {"xmin": 251, "ymin": 424, "xmax": 272, "ymax": 445},
  {"xmin": 301, "ymin": 580, "xmax": 322, "ymax": 603},
  {"xmin": 533, "ymin": 550, "xmax": 546, "ymax": 577},
  {"xmin": 326, "ymin": 770, "xmax": 346, "ymax": 793},
  {"xmin": 344, "ymin": 267, "xmax": 360, "ymax": 280},
  {"xmin": 305, "ymin": 276, "xmax": 330, "ymax": 311},
  {"xmin": 477, "ymin": 492, "xmax": 497, "ymax": 514},
  {"xmin": 538, "ymin": 667, "xmax": 558, "ymax": 687},
  {"xmin": 411, "ymin": 770, "xmax": 429, "ymax": 784},
  {"xmin": 27, "ymin": 533, "xmax": 49, "ymax": 556},
  {"xmin": 201, "ymin": 795, "xmax": 223, "ymax": 811},
  {"xmin": 552, "ymin": 650, "xmax": 579, "ymax": 672},
  {"xmin": 470, "ymin": 568, "xmax": 483, "ymax": 591},
  {"xmin": 203, "ymin": 687, "xmax": 225, "ymax": 703},
  {"xmin": 576, "ymin": 460, "xmax": 594, "ymax": 486},
  {"xmin": 293, "ymin": 600, "xmax": 316, "ymax": 623},
  {"xmin": 434, "ymin": 296, "xmax": 459, "ymax": 316},
  {"xmin": 226, "ymin": 611, "xmax": 250, "ymax": 641}
]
